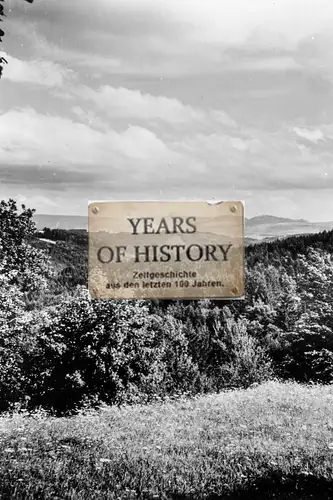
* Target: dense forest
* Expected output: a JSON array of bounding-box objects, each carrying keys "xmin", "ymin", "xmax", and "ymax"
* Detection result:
[{"xmin": 1, "ymin": 199, "xmax": 333, "ymax": 415}]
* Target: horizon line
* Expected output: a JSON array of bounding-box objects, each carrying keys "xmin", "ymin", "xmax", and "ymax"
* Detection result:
[{"xmin": 32, "ymin": 212, "xmax": 333, "ymax": 224}]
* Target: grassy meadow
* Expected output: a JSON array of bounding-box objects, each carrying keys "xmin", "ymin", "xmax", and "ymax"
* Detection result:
[{"xmin": 1, "ymin": 381, "xmax": 333, "ymax": 499}]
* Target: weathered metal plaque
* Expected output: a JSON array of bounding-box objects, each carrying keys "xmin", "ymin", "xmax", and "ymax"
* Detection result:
[{"xmin": 88, "ymin": 201, "xmax": 244, "ymax": 300}]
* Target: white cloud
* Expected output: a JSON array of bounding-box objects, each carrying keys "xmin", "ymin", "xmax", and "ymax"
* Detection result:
[
  {"xmin": 174, "ymin": 125, "xmax": 333, "ymax": 191},
  {"xmin": 0, "ymin": 107, "xmax": 208, "ymax": 192},
  {"xmin": 1, "ymin": 102, "xmax": 333, "ymax": 227},
  {"xmin": 0, "ymin": 53, "xmax": 76, "ymax": 87},
  {"xmin": 72, "ymin": 85, "xmax": 237, "ymax": 130},
  {"xmin": 71, "ymin": 106, "xmax": 109, "ymax": 131},
  {"xmin": 292, "ymin": 127, "xmax": 325, "ymax": 143},
  {"xmin": 2, "ymin": 105, "xmax": 332, "ymax": 192},
  {"xmin": 75, "ymin": 85, "xmax": 205, "ymax": 123},
  {"xmin": 0, "ymin": 108, "xmax": 175, "ymax": 166}
]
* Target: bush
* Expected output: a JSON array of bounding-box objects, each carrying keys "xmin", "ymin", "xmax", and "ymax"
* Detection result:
[
  {"xmin": 220, "ymin": 317, "xmax": 274, "ymax": 388},
  {"xmin": 17, "ymin": 288, "xmax": 201, "ymax": 413}
]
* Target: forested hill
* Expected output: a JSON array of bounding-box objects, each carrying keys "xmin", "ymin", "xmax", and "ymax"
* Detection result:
[
  {"xmin": 29, "ymin": 226, "xmax": 333, "ymax": 298},
  {"xmin": 246, "ymin": 229, "xmax": 333, "ymax": 266},
  {"xmin": 34, "ymin": 226, "xmax": 333, "ymax": 265},
  {"xmin": 3, "ymin": 199, "xmax": 333, "ymax": 416}
]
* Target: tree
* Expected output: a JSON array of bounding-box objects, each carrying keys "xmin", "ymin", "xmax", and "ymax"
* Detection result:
[
  {"xmin": 220, "ymin": 316, "xmax": 273, "ymax": 387},
  {"xmin": 0, "ymin": 198, "xmax": 55, "ymax": 409},
  {"xmin": 0, "ymin": 260, "xmax": 36, "ymax": 410},
  {"xmin": 25, "ymin": 288, "xmax": 198, "ymax": 413},
  {"xmin": 0, "ymin": 199, "xmax": 54, "ymax": 297},
  {"xmin": 274, "ymin": 249, "xmax": 333, "ymax": 383},
  {"xmin": 0, "ymin": 0, "xmax": 34, "ymax": 79}
]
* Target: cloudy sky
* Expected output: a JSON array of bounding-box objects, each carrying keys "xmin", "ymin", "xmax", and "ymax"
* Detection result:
[{"xmin": 1, "ymin": 0, "xmax": 333, "ymax": 220}]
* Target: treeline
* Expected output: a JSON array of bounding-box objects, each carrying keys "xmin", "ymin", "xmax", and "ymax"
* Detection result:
[
  {"xmin": 36, "ymin": 225, "xmax": 333, "ymax": 269},
  {"xmin": 246, "ymin": 229, "xmax": 333, "ymax": 265},
  {"xmin": 1, "ymin": 199, "xmax": 333, "ymax": 415},
  {"xmin": 38, "ymin": 227, "xmax": 88, "ymax": 246}
]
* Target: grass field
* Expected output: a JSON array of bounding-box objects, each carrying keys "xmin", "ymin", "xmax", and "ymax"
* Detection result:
[{"xmin": 1, "ymin": 381, "xmax": 333, "ymax": 499}]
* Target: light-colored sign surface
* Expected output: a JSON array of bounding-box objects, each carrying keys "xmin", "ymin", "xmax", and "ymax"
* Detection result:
[{"xmin": 88, "ymin": 201, "xmax": 244, "ymax": 300}]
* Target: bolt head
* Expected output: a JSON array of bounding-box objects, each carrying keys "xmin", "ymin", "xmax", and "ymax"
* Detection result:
[
  {"xmin": 92, "ymin": 206, "xmax": 99, "ymax": 215},
  {"xmin": 230, "ymin": 205, "xmax": 237, "ymax": 213}
]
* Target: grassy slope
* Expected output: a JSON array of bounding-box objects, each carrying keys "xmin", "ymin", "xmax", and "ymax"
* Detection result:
[{"xmin": 0, "ymin": 381, "xmax": 333, "ymax": 499}]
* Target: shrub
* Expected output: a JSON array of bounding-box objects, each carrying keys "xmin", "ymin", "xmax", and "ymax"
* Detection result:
[{"xmin": 220, "ymin": 317, "xmax": 274, "ymax": 388}]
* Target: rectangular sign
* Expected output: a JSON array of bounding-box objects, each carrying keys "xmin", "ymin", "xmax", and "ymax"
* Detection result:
[{"xmin": 88, "ymin": 201, "xmax": 244, "ymax": 300}]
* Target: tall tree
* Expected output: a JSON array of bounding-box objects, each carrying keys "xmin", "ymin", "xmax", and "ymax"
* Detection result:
[{"xmin": 0, "ymin": 199, "xmax": 54, "ymax": 296}]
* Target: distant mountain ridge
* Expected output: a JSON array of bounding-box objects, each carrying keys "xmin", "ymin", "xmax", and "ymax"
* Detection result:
[
  {"xmin": 245, "ymin": 215, "xmax": 309, "ymax": 226},
  {"xmin": 33, "ymin": 213, "xmax": 333, "ymax": 242}
]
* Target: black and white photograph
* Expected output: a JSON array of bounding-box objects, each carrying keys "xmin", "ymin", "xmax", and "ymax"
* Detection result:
[{"xmin": 1, "ymin": 0, "xmax": 333, "ymax": 498}]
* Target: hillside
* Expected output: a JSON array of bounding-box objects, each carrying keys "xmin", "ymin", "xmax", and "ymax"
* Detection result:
[
  {"xmin": 32, "ymin": 226, "xmax": 333, "ymax": 268},
  {"xmin": 28, "ymin": 226, "xmax": 333, "ymax": 313},
  {"xmin": 1, "ymin": 381, "xmax": 332, "ymax": 499},
  {"xmin": 245, "ymin": 228, "xmax": 333, "ymax": 266}
]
